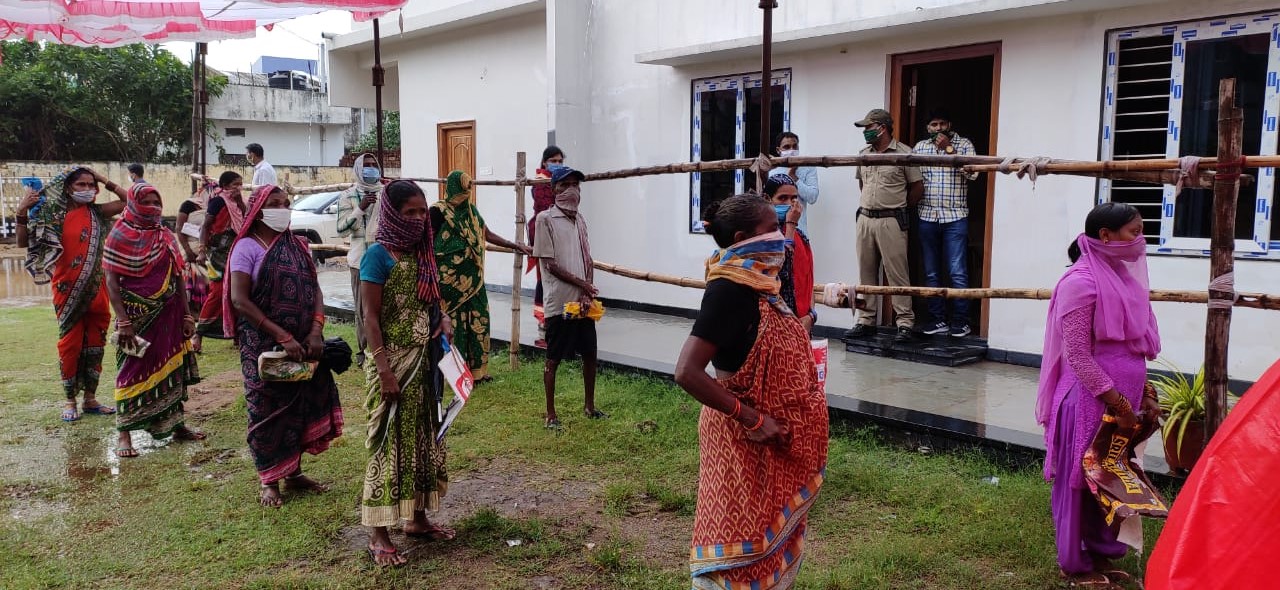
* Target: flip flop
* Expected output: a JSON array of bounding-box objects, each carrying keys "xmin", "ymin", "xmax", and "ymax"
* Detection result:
[
  {"xmin": 544, "ymin": 418, "xmax": 562, "ymax": 430},
  {"xmin": 61, "ymin": 405, "xmax": 80, "ymax": 422},
  {"xmin": 584, "ymin": 409, "xmax": 608, "ymax": 420},
  {"xmin": 406, "ymin": 524, "xmax": 456, "ymax": 541},
  {"xmin": 114, "ymin": 446, "xmax": 139, "ymax": 458},
  {"xmin": 367, "ymin": 544, "xmax": 404, "ymax": 567},
  {"xmin": 82, "ymin": 404, "xmax": 116, "ymax": 415}
]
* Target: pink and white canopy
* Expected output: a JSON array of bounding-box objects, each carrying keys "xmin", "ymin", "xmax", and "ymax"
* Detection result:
[{"xmin": 0, "ymin": 0, "xmax": 405, "ymax": 46}]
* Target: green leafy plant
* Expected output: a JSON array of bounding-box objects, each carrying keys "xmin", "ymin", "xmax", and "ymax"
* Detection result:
[{"xmin": 1150, "ymin": 362, "xmax": 1237, "ymax": 458}]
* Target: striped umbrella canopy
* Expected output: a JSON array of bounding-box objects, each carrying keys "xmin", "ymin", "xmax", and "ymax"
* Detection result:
[{"xmin": 0, "ymin": 0, "xmax": 404, "ymax": 46}]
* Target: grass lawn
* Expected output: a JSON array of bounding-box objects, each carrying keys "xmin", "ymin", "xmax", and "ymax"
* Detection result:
[{"xmin": 0, "ymin": 303, "xmax": 1162, "ymax": 589}]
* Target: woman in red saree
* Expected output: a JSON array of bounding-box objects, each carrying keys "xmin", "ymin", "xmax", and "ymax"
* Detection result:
[
  {"xmin": 103, "ymin": 183, "xmax": 204, "ymax": 457},
  {"xmin": 674, "ymin": 194, "xmax": 828, "ymax": 589},
  {"xmin": 17, "ymin": 167, "xmax": 127, "ymax": 422},
  {"xmin": 196, "ymin": 171, "xmax": 246, "ymax": 346}
]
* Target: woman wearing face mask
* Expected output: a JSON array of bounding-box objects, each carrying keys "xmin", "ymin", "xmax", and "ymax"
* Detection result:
[
  {"xmin": 763, "ymin": 173, "xmax": 816, "ymax": 333},
  {"xmin": 432, "ymin": 171, "xmax": 532, "ymax": 383},
  {"xmin": 1037, "ymin": 202, "xmax": 1160, "ymax": 587},
  {"xmin": 227, "ymin": 185, "xmax": 343, "ymax": 508},
  {"xmin": 17, "ymin": 167, "xmax": 127, "ymax": 422},
  {"xmin": 103, "ymin": 183, "xmax": 205, "ymax": 458},
  {"xmin": 360, "ymin": 180, "xmax": 455, "ymax": 566},
  {"xmin": 196, "ymin": 171, "xmax": 247, "ymax": 348},
  {"xmin": 528, "ymin": 146, "xmax": 565, "ymax": 347},
  {"xmin": 674, "ymin": 194, "xmax": 828, "ymax": 590},
  {"xmin": 769, "ymin": 132, "xmax": 819, "ymax": 236}
]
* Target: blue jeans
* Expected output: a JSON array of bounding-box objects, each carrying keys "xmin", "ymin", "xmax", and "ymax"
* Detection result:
[{"xmin": 918, "ymin": 218, "xmax": 970, "ymax": 326}]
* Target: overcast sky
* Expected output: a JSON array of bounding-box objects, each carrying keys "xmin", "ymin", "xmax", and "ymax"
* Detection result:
[{"xmin": 162, "ymin": 11, "xmax": 353, "ymax": 73}]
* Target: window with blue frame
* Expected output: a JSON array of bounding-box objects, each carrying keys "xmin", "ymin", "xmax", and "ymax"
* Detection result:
[
  {"xmin": 689, "ymin": 70, "xmax": 790, "ymax": 233},
  {"xmin": 1101, "ymin": 12, "xmax": 1280, "ymax": 258}
]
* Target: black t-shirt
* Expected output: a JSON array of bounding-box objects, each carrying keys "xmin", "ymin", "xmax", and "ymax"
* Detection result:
[
  {"xmin": 179, "ymin": 200, "xmax": 202, "ymax": 215},
  {"xmin": 206, "ymin": 196, "xmax": 226, "ymax": 217},
  {"xmin": 690, "ymin": 278, "xmax": 761, "ymax": 373}
]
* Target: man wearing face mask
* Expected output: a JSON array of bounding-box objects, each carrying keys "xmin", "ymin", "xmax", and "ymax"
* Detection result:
[
  {"xmin": 246, "ymin": 143, "xmax": 278, "ymax": 188},
  {"xmin": 848, "ymin": 109, "xmax": 924, "ymax": 344},
  {"xmin": 912, "ymin": 108, "xmax": 980, "ymax": 338},
  {"xmin": 533, "ymin": 165, "xmax": 604, "ymax": 429},
  {"xmin": 337, "ymin": 153, "xmax": 384, "ymax": 366},
  {"xmin": 769, "ymin": 132, "xmax": 820, "ymax": 236}
]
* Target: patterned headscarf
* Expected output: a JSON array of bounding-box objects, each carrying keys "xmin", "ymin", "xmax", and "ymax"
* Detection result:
[
  {"xmin": 23, "ymin": 166, "xmax": 94, "ymax": 284},
  {"xmin": 221, "ymin": 185, "xmax": 312, "ymax": 335},
  {"xmin": 433, "ymin": 171, "xmax": 485, "ymax": 262},
  {"xmin": 704, "ymin": 230, "xmax": 793, "ymax": 316},
  {"xmin": 377, "ymin": 180, "xmax": 441, "ymax": 303},
  {"xmin": 103, "ymin": 183, "xmax": 181, "ymax": 278}
]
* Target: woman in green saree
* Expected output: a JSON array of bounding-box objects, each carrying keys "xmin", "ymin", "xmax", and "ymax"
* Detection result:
[{"xmin": 431, "ymin": 171, "xmax": 531, "ymax": 382}]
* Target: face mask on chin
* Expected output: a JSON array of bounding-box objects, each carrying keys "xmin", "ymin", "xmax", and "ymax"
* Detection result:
[
  {"xmin": 779, "ymin": 149, "xmax": 799, "ymax": 158},
  {"xmin": 261, "ymin": 208, "xmax": 291, "ymax": 232}
]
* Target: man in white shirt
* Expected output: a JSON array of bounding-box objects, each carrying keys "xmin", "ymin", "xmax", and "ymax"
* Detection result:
[{"xmin": 246, "ymin": 143, "xmax": 278, "ymax": 187}]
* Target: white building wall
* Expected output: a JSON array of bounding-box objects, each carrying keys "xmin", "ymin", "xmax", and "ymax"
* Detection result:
[
  {"xmin": 331, "ymin": 0, "xmax": 1280, "ymax": 380},
  {"xmin": 207, "ymin": 120, "xmax": 349, "ymax": 167}
]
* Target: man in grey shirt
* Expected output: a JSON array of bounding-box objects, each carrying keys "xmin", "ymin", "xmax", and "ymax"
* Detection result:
[{"xmin": 533, "ymin": 165, "xmax": 605, "ymax": 429}]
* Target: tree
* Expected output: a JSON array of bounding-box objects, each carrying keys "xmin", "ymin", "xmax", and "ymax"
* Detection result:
[
  {"xmin": 353, "ymin": 111, "xmax": 400, "ymax": 152},
  {"xmin": 0, "ymin": 41, "xmax": 225, "ymax": 162}
]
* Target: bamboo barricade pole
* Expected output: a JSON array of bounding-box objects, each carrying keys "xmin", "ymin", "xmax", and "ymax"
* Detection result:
[
  {"xmin": 479, "ymin": 245, "xmax": 1280, "ymax": 311},
  {"xmin": 1205, "ymin": 79, "xmax": 1242, "ymax": 442},
  {"xmin": 510, "ymin": 152, "xmax": 526, "ymax": 370}
]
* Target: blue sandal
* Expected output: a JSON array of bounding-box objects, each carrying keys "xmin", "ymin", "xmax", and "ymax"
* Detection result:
[
  {"xmin": 82, "ymin": 402, "xmax": 116, "ymax": 415},
  {"xmin": 61, "ymin": 403, "xmax": 80, "ymax": 422}
]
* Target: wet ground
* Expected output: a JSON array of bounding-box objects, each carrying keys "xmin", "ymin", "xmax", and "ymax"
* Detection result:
[{"xmin": 317, "ymin": 268, "xmax": 1170, "ymax": 472}]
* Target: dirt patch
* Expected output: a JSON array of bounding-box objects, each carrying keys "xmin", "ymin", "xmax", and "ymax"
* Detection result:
[
  {"xmin": 333, "ymin": 457, "xmax": 690, "ymax": 584},
  {"xmin": 184, "ymin": 370, "xmax": 244, "ymax": 419}
]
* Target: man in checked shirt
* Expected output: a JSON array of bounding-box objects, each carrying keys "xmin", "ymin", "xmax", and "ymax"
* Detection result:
[{"xmin": 912, "ymin": 108, "xmax": 979, "ymax": 338}]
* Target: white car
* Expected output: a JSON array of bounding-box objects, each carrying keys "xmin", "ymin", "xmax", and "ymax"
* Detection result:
[{"xmin": 289, "ymin": 191, "xmax": 344, "ymax": 261}]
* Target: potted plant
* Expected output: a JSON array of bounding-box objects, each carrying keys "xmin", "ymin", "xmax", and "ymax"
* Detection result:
[{"xmin": 1150, "ymin": 363, "xmax": 1236, "ymax": 472}]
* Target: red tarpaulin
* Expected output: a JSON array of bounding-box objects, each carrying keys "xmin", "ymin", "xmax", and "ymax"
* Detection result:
[{"xmin": 1145, "ymin": 358, "xmax": 1280, "ymax": 589}]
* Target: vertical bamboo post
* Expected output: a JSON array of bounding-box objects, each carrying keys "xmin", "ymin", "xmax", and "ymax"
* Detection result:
[
  {"xmin": 756, "ymin": 0, "xmax": 777, "ymax": 191},
  {"xmin": 1204, "ymin": 78, "xmax": 1241, "ymax": 442},
  {"xmin": 511, "ymin": 151, "xmax": 527, "ymax": 370}
]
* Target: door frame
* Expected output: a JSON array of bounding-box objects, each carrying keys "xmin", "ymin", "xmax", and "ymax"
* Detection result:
[
  {"xmin": 437, "ymin": 120, "xmax": 477, "ymax": 199},
  {"xmin": 887, "ymin": 41, "xmax": 1001, "ymax": 336}
]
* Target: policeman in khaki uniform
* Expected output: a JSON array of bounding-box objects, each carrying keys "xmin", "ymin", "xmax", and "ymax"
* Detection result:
[{"xmin": 845, "ymin": 109, "xmax": 924, "ymax": 343}]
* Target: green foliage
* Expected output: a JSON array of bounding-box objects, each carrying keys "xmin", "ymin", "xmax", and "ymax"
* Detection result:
[
  {"xmin": 0, "ymin": 40, "xmax": 225, "ymax": 162},
  {"xmin": 353, "ymin": 111, "xmax": 400, "ymax": 152},
  {"xmin": 1151, "ymin": 362, "xmax": 1237, "ymax": 458}
]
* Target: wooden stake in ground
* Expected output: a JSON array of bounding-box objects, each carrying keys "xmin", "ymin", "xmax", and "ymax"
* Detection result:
[
  {"xmin": 511, "ymin": 152, "xmax": 527, "ymax": 370},
  {"xmin": 1205, "ymin": 79, "xmax": 1242, "ymax": 442}
]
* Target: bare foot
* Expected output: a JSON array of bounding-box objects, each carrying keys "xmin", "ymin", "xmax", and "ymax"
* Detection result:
[
  {"xmin": 283, "ymin": 473, "xmax": 329, "ymax": 493},
  {"xmin": 173, "ymin": 426, "xmax": 207, "ymax": 441},
  {"xmin": 259, "ymin": 483, "xmax": 283, "ymax": 508}
]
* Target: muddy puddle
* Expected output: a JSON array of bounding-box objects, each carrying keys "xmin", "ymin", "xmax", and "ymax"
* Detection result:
[{"xmin": 0, "ymin": 256, "xmax": 49, "ymax": 307}]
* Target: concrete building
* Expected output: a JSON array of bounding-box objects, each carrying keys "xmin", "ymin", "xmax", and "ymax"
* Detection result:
[
  {"xmin": 326, "ymin": 0, "xmax": 1280, "ymax": 380},
  {"xmin": 206, "ymin": 69, "xmax": 353, "ymax": 167}
]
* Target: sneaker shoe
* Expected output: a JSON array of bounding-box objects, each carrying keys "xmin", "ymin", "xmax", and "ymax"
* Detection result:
[
  {"xmin": 843, "ymin": 324, "xmax": 873, "ymax": 340},
  {"xmin": 950, "ymin": 324, "xmax": 972, "ymax": 338},
  {"xmin": 893, "ymin": 326, "xmax": 913, "ymax": 343},
  {"xmin": 922, "ymin": 321, "xmax": 949, "ymax": 336}
]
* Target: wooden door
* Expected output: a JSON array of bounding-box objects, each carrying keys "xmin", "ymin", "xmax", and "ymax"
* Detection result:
[{"xmin": 437, "ymin": 120, "xmax": 476, "ymax": 201}]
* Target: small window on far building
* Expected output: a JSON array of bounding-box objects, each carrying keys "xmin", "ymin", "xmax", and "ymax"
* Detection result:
[
  {"xmin": 219, "ymin": 153, "xmax": 245, "ymax": 165},
  {"xmin": 225, "ymin": 127, "xmax": 246, "ymax": 137},
  {"xmin": 689, "ymin": 69, "xmax": 791, "ymax": 233}
]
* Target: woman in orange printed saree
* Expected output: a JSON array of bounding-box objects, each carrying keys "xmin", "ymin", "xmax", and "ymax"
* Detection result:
[
  {"xmin": 674, "ymin": 194, "xmax": 828, "ymax": 589},
  {"xmin": 18, "ymin": 167, "xmax": 128, "ymax": 422}
]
